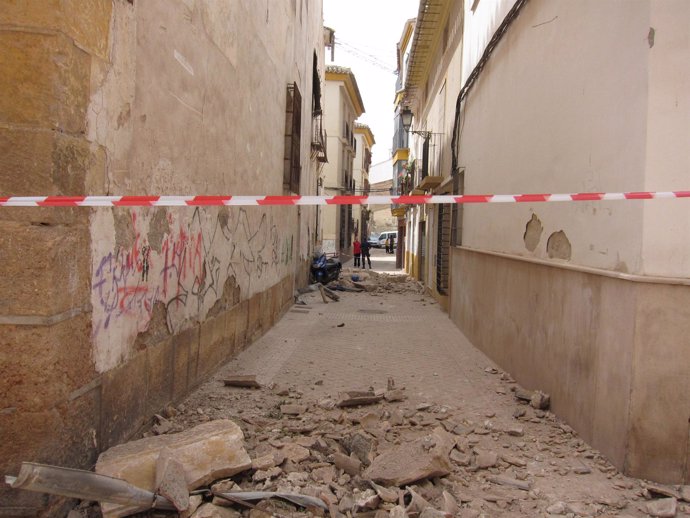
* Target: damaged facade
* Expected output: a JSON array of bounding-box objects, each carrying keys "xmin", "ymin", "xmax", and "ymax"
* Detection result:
[
  {"xmin": 0, "ymin": 0, "xmax": 326, "ymax": 514},
  {"xmin": 398, "ymin": 0, "xmax": 690, "ymax": 484}
]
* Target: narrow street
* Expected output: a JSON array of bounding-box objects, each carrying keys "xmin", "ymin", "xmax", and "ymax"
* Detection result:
[{"xmin": 150, "ymin": 255, "xmax": 671, "ymax": 518}]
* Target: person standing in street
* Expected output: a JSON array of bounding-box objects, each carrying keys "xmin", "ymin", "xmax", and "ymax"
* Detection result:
[
  {"xmin": 389, "ymin": 235, "xmax": 395, "ymax": 254},
  {"xmin": 360, "ymin": 238, "xmax": 372, "ymax": 269},
  {"xmin": 353, "ymin": 238, "xmax": 361, "ymax": 268},
  {"xmin": 384, "ymin": 236, "xmax": 390, "ymax": 254}
]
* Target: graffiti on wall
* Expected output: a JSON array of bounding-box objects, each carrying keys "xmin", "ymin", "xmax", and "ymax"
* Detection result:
[{"xmin": 91, "ymin": 207, "xmax": 293, "ymax": 353}]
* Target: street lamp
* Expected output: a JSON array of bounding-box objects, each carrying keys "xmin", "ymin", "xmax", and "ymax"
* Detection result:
[{"xmin": 400, "ymin": 106, "xmax": 432, "ymax": 139}]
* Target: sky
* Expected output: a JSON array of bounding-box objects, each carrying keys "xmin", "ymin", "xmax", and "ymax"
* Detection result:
[{"xmin": 323, "ymin": 0, "xmax": 420, "ymax": 184}]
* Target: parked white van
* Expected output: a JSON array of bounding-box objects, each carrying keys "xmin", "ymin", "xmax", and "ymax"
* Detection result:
[{"xmin": 376, "ymin": 230, "xmax": 398, "ymax": 248}]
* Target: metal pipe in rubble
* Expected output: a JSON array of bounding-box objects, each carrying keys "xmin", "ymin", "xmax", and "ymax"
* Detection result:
[{"xmin": 5, "ymin": 462, "xmax": 176, "ymax": 512}]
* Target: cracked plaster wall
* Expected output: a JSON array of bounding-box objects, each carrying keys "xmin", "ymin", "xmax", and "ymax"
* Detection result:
[
  {"xmin": 86, "ymin": 0, "xmax": 324, "ymax": 372},
  {"xmin": 458, "ymin": 0, "xmax": 690, "ymax": 278}
]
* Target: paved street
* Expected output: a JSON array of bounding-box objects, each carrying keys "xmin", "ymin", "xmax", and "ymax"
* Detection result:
[{"xmin": 164, "ymin": 266, "xmax": 683, "ymax": 517}]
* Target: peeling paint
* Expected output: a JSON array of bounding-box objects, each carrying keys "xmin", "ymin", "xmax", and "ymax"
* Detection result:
[
  {"xmin": 547, "ymin": 231, "xmax": 572, "ymax": 260},
  {"xmin": 523, "ymin": 214, "xmax": 543, "ymax": 252}
]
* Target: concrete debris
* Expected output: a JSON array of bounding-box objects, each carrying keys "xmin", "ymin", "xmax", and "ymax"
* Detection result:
[
  {"xmin": 337, "ymin": 390, "xmax": 384, "ymax": 407},
  {"xmin": 342, "ymin": 432, "xmax": 376, "ymax": 466},
  {"xmin": 546, "ymin": 501, "xmax": 567, "ymax": 515},
  {"xmin": 42, "ymin": 330, "xmax": 658, "ymax": 518},
  {"xmin": 681, "ymin": 485, "xmax": 690, "ymax": 502},
  {"xmin": 279, "ymin": 403, "xmax": 306, "ymax": 415},
  {"xmin": 500, "ymin": 453, "xmax": 526, "ymax": 467},
  {"xmin": 487, "ymin": 475, "xmax": 531, "ymax": 491},
  {"xmin": 406, "ymin": 487, "xmax": 433, "ymax": 513},
  {"xmin": 251, "ymin": 451, "xmax": 284, "ymax": 471},
  {"xmin": 418, "ymin": 509, "xmax": 450, "ymax": 518},
  {"xmin": 155, "ymin": 448, "xmax": 190, "ymax": 511},
  {"xmin": 333, "ymin": 452, "xmax": 362, "ymax": 476},
  {"xmin": 252, "ymin": 467, "xmax": 282, "ymax": 482},
  {"xmin": 279, "ymin": 443, "xmax": 310, "ymax": 463},
  {"xmin": 354, "ymin": 488, "xmax": 380, "ymax": 510},
  {"xmin": 182, "ymin": 495, "xmax": 204, "ymax": 518},
  {"xmin": 564, "ymin": 501, "xmax": 592, "ymax": 516},
  {"xmin": 223, "ymin": 376, "xmax": 262, "ymax": 389},
  {"xmin": 530, "ymin": 390, "xmax": 551, "ymax": 410},
  {"xmin": 191, "ymin": 503, "xmax": 242, "ymax": 518},
  {"xmin": 363, "ymin": 428, "xmax": 454, "ymax": 486},
  {"xmin": 389, "ymin": 505, "xmax": 409, "ymax": 518},
  {"xmin": 645, "ymin": 483, "xmax": 681, "ymax": 500},
  {"xmin": 645, "ymin": 497, "xmax": 678, "ymax": 517},
  {"xmin": 96, "ymin": 420, "xmax": 251, "ymax": 517},
  {"xmin": 369, "ymin": 481, "xmax": 398, "ymax": 503},
  {"xmin": 474, "ymin": 449, "xmax": 498, "ymax": 469},
  {"xmin": 152, "ymin": 414, "xmax": 173, "ymax": 435},
  {"xmin": 384, "ymin": 388, "xmax": 406, "ymax": 402}
]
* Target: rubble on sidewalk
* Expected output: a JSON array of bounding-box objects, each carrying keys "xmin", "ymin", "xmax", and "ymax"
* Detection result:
[
  {"xmin": 333, "ymin": 268, "xmax": 425, "ymax": 295},
  {"xmin": 363, "ymin": 427, "xmax": 454, "ymax": 486},
  {"xmin": 96, "ymin": 420, "xmax": 252, "ymax": 517},
  {"xmin": 18, "ymin": 338, "xmax": 656, "ymax": 518}
]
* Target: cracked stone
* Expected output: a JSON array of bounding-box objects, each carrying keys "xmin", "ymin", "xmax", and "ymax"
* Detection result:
[{"xmin": 646, "ymin": 498, "xmax": 678, "ymax": 517}]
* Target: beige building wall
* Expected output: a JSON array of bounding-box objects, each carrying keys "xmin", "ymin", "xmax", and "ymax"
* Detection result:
[
  {"xmin": 0, "ymin": 1, "xmax": 325, "ymax": 513},
  {"xmin": 322, "ymin": 67, "xmax": 364, "ymax": 255},
  {"xmin": 451, "ymin": 0, "xmax": 690, "ymax": 483},
  {"xmin": 353, "ymin": 124, "xmax": 375, "ymax": 240}
]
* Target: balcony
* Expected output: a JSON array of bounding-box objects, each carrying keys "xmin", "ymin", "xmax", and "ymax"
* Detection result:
[
  {"xmin": 311, "ymin": 112, "xmax": 328, "ymax": 163},
  {"xmin": 417, "ymin": 175, "xmax": 443, "ymax": 191}
]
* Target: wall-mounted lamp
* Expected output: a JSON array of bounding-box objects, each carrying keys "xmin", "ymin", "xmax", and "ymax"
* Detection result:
[{"xmin": 400, "ymin": 107, "xmax": 432, "ymax": 139}]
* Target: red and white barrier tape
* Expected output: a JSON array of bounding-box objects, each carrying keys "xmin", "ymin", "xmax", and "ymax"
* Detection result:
[{"xmin": 0, "ymin": 192, "xmax": 688, "ymax": 207}]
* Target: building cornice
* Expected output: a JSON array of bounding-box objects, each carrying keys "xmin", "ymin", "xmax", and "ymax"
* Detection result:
[
  {"xmin": 326, "ymin": 66, "xmax": 365, "ymax": 117},
  {"xmin": 404, "ymin": 0, "xmax": 453, "ymax": 97},
  {"xmin": 354, "ymin": 123, "xmax": 376, "ymax": 147}
]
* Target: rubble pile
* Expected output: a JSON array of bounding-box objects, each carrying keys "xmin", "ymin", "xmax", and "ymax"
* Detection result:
[
  {"xmin": 68, "ymin": 368, "xmax": 690, "ymax": 518},
  {"xmin": 331, "ymin": 270, "xmax": 424, "ymax": 296}
]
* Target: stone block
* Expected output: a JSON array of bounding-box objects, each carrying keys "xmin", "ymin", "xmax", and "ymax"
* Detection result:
[
  {"xmin": 146, "ymin": 337, "xmax": 174, "ymax": 415},
  {"xmin": 0, "ymin": 221, "xmax": 90, "ymax": 317},
  {"xmin": 0, "ymin": 313, "xmax": 95, "ymax": 412},
  {"xmin": 100, "ymin": 351, "xmax": 148, "ymax": 449},
  {"xmin": 0, "ymin": 32, "xmax": 89, "ymax": 133},
  {"xmin": 96, "ymin": 420, "xmax": 251, "ymax": 517},
  {"xmin": 0, "ymin": 0, "xmax": 112, "ymax": 59},
  {"xmin": 364, "ymin": 428, "xmax": 454, "ymax": 486},
  {"xmin": 172, "ymin": 325, "xmax": 199, "ymax": 401},
  {"xmin": 0, "ymin": 129, "xmax": 100, "ymax": 226}
]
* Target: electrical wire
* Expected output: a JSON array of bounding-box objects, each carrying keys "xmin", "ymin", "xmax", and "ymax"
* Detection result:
[{"xmin": 334, "ymin": 38, "xmax": 397, "ymax": 74}]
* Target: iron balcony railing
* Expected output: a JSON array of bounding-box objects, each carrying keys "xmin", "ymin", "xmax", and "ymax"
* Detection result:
[{"xmin": 311, "ymin": 112, "xmax": 327, "ymax": 163}]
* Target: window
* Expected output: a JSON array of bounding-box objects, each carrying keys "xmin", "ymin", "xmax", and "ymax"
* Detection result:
[{"xmin": 284, "ymin": 82, "xmax": 302, "ymax": 193}]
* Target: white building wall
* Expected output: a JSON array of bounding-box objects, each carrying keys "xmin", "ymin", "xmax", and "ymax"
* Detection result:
[{"xmin": 458, "ymin": 0, "xmax": 655, "ymax": 275}]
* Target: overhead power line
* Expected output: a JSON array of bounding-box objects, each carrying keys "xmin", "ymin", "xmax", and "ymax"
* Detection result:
[{"xmin": 334, "ymin": 38, "xmax": 397, "ymax": 74}]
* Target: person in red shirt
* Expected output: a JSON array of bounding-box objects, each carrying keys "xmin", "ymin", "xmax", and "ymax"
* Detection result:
[{"xmin": 353, "ymin": 238, "xmax": 361, "ymax": 268}]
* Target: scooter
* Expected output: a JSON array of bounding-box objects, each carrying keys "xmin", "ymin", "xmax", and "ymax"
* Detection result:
[{"xmin": 310, "ymin": 253, "xmax": 342, "ymax": 284}]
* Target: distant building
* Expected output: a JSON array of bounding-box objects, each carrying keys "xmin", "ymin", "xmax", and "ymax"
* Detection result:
[
  {"xmin": 353, "ymin": 123, "xmax": 375, "ymax": 240},
  {"xmin": 368, "ymin": 179, "xmax": 397, "ymax": 235},
  {"xmin": 322, "ymin": 65, "xmax": 365, "ymax": 256}
]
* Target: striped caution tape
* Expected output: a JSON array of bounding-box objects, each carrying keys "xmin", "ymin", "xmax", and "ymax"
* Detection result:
[{"xmin": 0, "ymin": 191, "xmax": 689, "ymax": 207}]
